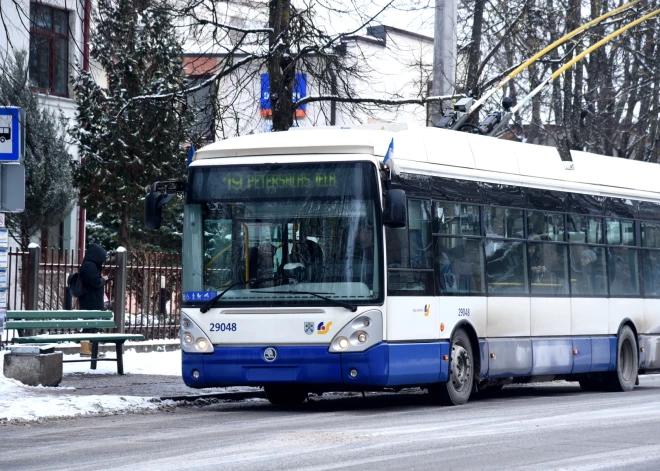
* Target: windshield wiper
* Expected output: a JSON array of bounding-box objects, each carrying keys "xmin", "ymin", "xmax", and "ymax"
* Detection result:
[
  {"xmin": 199, "ymin": 276, "xmax": 288, "ymax": 313},
  {"xmin": 253, "ymin": 290, "xmax": 357, "ymax": 312}
]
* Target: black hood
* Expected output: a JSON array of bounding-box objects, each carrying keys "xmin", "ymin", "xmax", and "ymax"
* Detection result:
[{"xmin": 83, "ymin": 243, "xmax": 107, "ymax": 269}]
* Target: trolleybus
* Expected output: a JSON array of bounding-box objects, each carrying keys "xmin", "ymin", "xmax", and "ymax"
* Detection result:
[{"xmin": 145, "ymin": 125, "xmax": 660, "ymax": 405}]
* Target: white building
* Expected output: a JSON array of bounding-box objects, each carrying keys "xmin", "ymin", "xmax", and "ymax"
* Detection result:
[
  {"xmin": 183, "ymin": 25, "xmax": 436, "ymax": 140},
  {"xmin": 0, "ymin": 0, "xmax": 88, "ymax": 253}
]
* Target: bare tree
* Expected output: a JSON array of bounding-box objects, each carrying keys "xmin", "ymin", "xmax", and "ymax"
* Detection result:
[
  {"xmin": 122, "ymin": 0, "xmax": 463, "ymax": 134},
  {"xmin": 453, "ymin": 0, "xmax": 660, "ymax": 162}
]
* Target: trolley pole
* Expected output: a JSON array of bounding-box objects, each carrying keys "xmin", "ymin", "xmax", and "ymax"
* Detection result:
[{"xmin": 114, "ymin": 247, "xmax": 127, "ymax": 333}]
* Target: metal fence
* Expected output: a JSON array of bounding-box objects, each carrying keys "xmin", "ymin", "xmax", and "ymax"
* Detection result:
[
  {"xmin": 1, "ymin": 246, "xmax": 182, "ymax": 344},
  {"xmin": 123, "ymin": 251, "xmax": 182, "ymax": 339}
]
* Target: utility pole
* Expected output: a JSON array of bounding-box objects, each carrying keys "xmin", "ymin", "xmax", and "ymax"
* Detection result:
[{"xmin": 430, "ymin": 0, "xmax": 457, "ymax": 126}]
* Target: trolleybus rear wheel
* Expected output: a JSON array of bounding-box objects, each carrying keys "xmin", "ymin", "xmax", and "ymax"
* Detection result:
[
  {"xmin": 605, "ymin": 325, "xmax": 638, "ymax": 392},
  {"xmin": 429, "ymin": 328, "xmax": 474, "ymax": 405},
  {"xmin": 264, "ymin": 385, "xmax": 308, "ymax": 405}
]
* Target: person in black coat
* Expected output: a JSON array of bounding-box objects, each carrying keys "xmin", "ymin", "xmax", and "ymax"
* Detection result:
[
  {"xmin": 79, "ymin": 243, "xmax": 107, "ymax": 311},
  {"xmin": 78, "ymin": 244, "xmax": 108, "ymax": 354}
]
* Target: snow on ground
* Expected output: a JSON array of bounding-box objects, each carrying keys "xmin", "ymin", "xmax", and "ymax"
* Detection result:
[
  {"xmin": 0, "ymin": 348, "xmax": 181, "ymax": 423},
  {"xmin": 63, "ymin": 348, "xmax": 182, "ymax": 375}
]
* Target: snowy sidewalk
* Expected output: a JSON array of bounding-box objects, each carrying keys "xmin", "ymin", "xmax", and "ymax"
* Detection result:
[{"xmin": 0, "ymin": 347, "xmax": 261, "ymax": 423}]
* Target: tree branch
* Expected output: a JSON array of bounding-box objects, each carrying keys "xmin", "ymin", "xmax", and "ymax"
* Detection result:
[
  {"xmin": 295, "ymin": 94, "xmax": 463, "ymax": 108},
  {"xmin": 197, "ymin": 19, "xmax": 273, "ymax": 35}
]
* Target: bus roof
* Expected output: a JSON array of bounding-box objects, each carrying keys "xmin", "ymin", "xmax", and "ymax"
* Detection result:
[
  {"xmin": 193, "ymin": 126, "xmax": 660, "ymax": 202},
  {"xmin": 194, "ymin": 129, "xmax": 387, "ymax": 159}
]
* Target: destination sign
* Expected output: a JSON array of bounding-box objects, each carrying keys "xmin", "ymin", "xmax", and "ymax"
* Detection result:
[
  {"xmin": 189, "ymin": 163, "xmax": 375, "ymax": 201},
  {"xmin": 222, "ymin": 171, "xmax": 337, "ymax": 192}
]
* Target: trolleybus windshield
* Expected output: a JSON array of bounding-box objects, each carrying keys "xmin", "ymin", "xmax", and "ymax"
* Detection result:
[{"xmin": 183, "ymin": 162, "xmax": 382, "ymax": 306}]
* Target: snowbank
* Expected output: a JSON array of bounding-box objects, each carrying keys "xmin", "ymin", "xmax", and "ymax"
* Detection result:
[{"xmin": 0, "ymin": 349, "xmax": 180, "ymax": 423}]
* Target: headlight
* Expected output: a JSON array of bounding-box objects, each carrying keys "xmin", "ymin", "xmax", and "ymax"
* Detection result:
[
  {"xmin": 180, "ymin": 312, "xmax": 213, "ymax": 353},
  {"xmin": 196, "ymin": 338, "xmax": 209, "ymax": 351},
  {"xmin": 329, "ymin": 310, "xmax": 382, "ymax": 353},
  {"xmin": 332, "ymin": 336, "xmax": 349, "ymax": 351}
]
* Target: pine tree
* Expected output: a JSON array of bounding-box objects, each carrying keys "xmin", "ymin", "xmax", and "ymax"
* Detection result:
[
  {"xmin": 72, "ymin": 0, "xmax": 191, "ymax": 249},
  {"xmin": 0, "ymin": 51, "xmax": 76, "ymax": 250}
]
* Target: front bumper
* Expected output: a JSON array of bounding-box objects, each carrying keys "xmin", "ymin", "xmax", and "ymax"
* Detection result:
[{"xmin": 182, "ymin": 341, "xmax": 450, "ymax": 390}]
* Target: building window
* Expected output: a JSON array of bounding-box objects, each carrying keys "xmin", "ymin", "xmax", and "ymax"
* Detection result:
[
  {"xmin": 29, "ymin": 4, "xmax": 69, "ymax": 96},
  {"xmin": 186, "ymin": 77, "xmax": 216, "ymax": 143}
]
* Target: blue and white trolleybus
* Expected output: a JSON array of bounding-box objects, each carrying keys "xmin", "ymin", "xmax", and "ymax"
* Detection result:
[{"xmin": 145, "ymin": 125, "xmax": 660, "ymax": 405}]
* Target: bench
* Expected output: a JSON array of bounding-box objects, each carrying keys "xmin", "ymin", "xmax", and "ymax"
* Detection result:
[{"xmin": 6, "ymin": 311, "xmax": 144, "ymax": 375}]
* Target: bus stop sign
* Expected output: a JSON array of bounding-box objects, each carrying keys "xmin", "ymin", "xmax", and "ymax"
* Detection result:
[{"xmin": 0, "ymin": 107, "xmax": 24, "ymax": 162}]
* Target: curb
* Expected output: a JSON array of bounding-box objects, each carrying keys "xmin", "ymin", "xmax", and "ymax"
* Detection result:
[{"xmin": 160, "ymin": 390, "xmax": 266, "ymax": 402}]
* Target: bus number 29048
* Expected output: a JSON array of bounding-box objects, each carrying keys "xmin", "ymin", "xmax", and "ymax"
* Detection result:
[
  {"xmin": 458, "ymin": 308, "xmax": 470, "ymax": 317},
  {"xmin": 210, "ymin": 323, "xmax": 237, "ymax": 332}
]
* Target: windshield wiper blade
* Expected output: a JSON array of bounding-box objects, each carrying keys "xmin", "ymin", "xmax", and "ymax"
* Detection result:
[
  {"xmin": 200, "ymin": 276, "xmax": 288, "ymax": 313},
  {"xmin": 253, "ymin": 290, "xmax": 357, "ymax": 312}
]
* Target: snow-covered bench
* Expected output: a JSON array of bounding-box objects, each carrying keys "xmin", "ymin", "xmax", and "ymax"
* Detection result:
[{"xmin": 6, "ymin": 310, "xmax": 144, "ymax": 375}]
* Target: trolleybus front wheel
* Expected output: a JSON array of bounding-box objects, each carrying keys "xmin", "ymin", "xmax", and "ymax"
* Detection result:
[
  {"xmin": 429, "ymin": 328, "xmax": 474, "ymax": 405},
  {"xmin": 605, "ymin": 325, "xmax": 638, "ymax": 392},
  {"xmin": 264, "ymin": 385, "xmax": 308, "ymax": 405}
]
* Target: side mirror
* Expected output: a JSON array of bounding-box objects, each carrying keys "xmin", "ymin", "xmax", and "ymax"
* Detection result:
[
  {"xmin": 144, "ymin": 180, "xmax": 185, "ymax": 230},
  {"xmin": 145, "ymin": 187, "xmax": 174, "ymax": 231},
  {"xmin": 383, "ymin": 189, "xmax": 407, "ymax": 228}
]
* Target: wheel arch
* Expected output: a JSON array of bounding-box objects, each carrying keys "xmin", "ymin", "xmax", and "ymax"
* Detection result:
[
  {"xmin": 617, "ymin": 317, "xmax": 639, "ymax": 347},
  {"xmin": 450, "ymin": 320, "xmax": 480, "ymax": 380}
]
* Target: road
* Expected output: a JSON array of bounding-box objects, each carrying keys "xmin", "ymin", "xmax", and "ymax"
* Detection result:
[{"xmin": 3, "ymin": 376, "xmax": 660, "ymax": 471}]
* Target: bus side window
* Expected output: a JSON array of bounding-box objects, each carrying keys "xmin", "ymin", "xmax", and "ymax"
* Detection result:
[
  {"xmin": 435, "ymin": 237, "xmax": 484, "ymax": 296},
  {"xmin": 485, "ymin": 240, "xmax": 528, "ymax": 294},
  {"xmin": 386, "ymin": 226, "xmax": 409, "ymax": 268},
  {"xmin": 386, "ymin": 199, "xmax": 433, "ymax": 296},
  {"xmin": 569, "ymin": 246, "xmax": 607, "ymax": 296},
  {"xmin": 408, "ymin": 200, "xmax": 432, "ymax": 268},
  {"xmin": 608, "ymin": 247, "xmax": 640, "ymax": 296},
  {"xmin": 642, "ymin": 250, "xmax": 660, "ymax": 296}
]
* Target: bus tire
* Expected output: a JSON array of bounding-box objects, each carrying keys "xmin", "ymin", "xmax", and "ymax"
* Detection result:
[
  {"xmin": 605, "ymin": 325, "xmax": 638, "ymax": 392},
  {"xmin": 429, "ymin": 329, "xmax": 474, "ymax": 406},
  {"xmin": 264, "ymin": 385, "xmax": 308, "ymax": 405}
]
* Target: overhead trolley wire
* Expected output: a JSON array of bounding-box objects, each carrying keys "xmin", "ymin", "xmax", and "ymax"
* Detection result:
[
  {"xmin": 488, "ymin": 5, "xmax": 660, "ymax": 137},
  {"xmin": 446, "ymin": 0, "xmax": 643, "ymax": 132}
]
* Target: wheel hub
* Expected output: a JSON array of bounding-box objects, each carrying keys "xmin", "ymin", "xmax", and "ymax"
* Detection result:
[{"xmin": 451, "ymin": 344, "xmax": 472, "ymax": 392}]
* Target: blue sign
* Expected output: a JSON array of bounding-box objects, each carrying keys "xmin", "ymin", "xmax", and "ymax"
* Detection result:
[
  {"xmin": 183, "ymin": 291, "xmax": 218, "ymax": 302},
  {"xmin": 260, "ymin": 74, "xmax": 307, "ymax": 118},
  {"xmin": 0, "ymin": 107, "xmax": 22, "ymax": 162}
]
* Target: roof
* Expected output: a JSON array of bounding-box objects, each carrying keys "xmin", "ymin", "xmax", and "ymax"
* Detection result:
[
  {"xmin": 192, "ymin": 126, "xmax": 660, "ymax": 202},
  {"xmin": 342, "ymin": 25, "xmax": 434, "ymax": 48},
  {"xmin": 194, "ymin": 129, "xmax": 393, "ymax": 159}
]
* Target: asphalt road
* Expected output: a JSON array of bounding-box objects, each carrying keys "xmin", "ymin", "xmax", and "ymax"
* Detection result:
[{"xmin": 3, "ymin": 376, "xmax": 660, "ymax": 471}]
